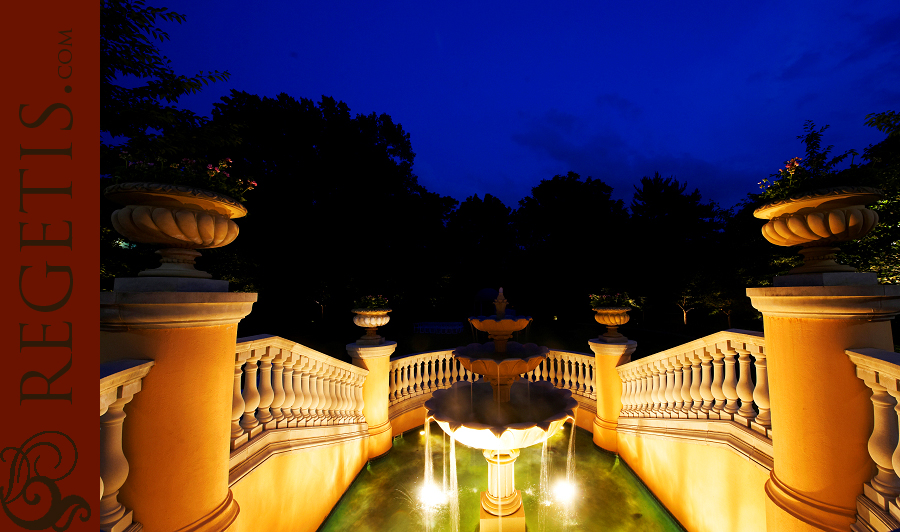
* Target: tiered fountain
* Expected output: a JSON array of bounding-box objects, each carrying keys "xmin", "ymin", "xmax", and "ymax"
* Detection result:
[{"xmin": 425, "ymin": 288, "xmax": 577, "ymax": 532}]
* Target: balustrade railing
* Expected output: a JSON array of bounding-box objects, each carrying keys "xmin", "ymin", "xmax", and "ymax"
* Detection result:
[
  {"xmin": 616, "ymin": 330, "xmax": 770, "ymax": 436},
  {"xmin": 847, "ymin": 348, "xmax": 900, "ymax": 532},
  {"xmin": 388, "ymin": 349, "xmax": 596, "ymax": 406},
  {"xmin": 100, "ymin": 359, "xmax": 155, "ymax": 532},
  {"xmin": 232, "ymin": 335, "xmax": 368, "ymax": 450}
]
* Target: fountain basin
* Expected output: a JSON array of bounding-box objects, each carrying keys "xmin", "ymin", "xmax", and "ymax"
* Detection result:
[
  {"xmin": 426, "ymin": 380, "xmax": 576, "ymax": 451},
  {"xmin": 453, "ymin": 342, "xmax": 548, "ymax": 402}
]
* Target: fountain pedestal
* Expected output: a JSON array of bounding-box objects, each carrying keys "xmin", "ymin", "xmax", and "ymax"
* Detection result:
[{"xmin": 481, "ymin": 449, "xmax": 526, "ymax": 531}]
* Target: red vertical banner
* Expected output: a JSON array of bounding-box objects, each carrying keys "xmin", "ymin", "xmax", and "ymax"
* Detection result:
[{"xmin": 1, "ymin": 1, "xmax": 99, "ymax": 531}]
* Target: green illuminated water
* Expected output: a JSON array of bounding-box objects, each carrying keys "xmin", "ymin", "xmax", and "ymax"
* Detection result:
[{"xmin": 318, "ymin": 422, "xmax": 684, "ymax": 532}]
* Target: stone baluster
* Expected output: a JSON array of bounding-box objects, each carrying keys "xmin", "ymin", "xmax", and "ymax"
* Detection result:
[
  {"xmin": 335, "ymin": 367, "xmax": 346, "ymax": 423},
  {"xmin": 699, "ymin": 347, "xmax": 714, "ymax": 417},
  {"xmin": 99, "ymin": 360, "xmax": 153, "ymax": 532},
  {"xmin": 861, "ymin": 378, "xmax": 900, "ymax": 510},
  {"xmin": 710, "ymin": 347, "xmax": 726, "ymax": 419},
  {"xmin": 550, "ymin": 355, "xmax": 559, "ymax": 386},
  {"xmin": 627, "ymin": 368, "xmax": 639, "ymax": 416},
  {"xmin": 256, "ymin": 347, "xmax": 276, "ymax": 429},
  {"xmin": 240, "ymin": 350, "xmax": 263, "ymax": 438},
  {"xmin": 450, "ymin": 357, "xmax": 458, "ymax": 384},
  {"xmin": 294, "ymin": 357, "xmax": 311, "ymax": 426},
  {"xmin": 269, "ymin": 350, "xmax": 286, "ymax": 428},
  {"xmin": 343, "ymin": 370, "xmax": 354, "ymax": 423},
  {"xmin": 332, "ymin": 368, "xmax": 345, "ymax": 423},
  {"xmin": 620, "ymin": 369, "xmax": 632, "ymax": 416},
  {"xmin": 400, "ymin": 362, "xmax": 409, "ymax": 396},
  {"xmin": 231, "ymin": 352, "xmax": 250, "ymax": 449},
  {"xmin": 655, "ymin": 361, "xmax": 668, "ymax": 416},
  {"xmin": 671, "ymin": 356, "xmax": 684, "ymax": 417},
  {"xmin": 734, "ymin": 345, "xmax": 757, "ymax": 425},
  {"xmin": 649, "ymin": 361, "xmax": 661, "ymax": 416},
  {"xmin": 677, "ymin": 353, "xmax": 690, "ymax": 417},
  {"xmin": 688, "ymin": 350, "xmax": 703, "ymax": 417},
  {"xmin": 631, "ymin": 368, "xmax": 642, "ymax": 416},
  {"xmin": 321, "ymin": 365, "xmax": 336, "ymax": 425},
  {"xmin": 662, "ymin": 357, "xmax": 675, "ymax": 417},
  {"xmin": 564, "ymin": 356, "xmax": 574, "ymax": 389},
  {"xmin": 425, "ymin": 358, "xmax": 434, "ymax": 393},
  {"xmin": 721, "ymin": 345, "xmax": 739, "ymax": 418},
  {"xmin": 355, "ymin": 372, "xmax": 366, "ymax": 423},
  {"xmin": 437, "ymin": 356, "xmax": 446, "ymax": 388},
  {"xmin": 750, "ymin": 344, "xmax": 771, "ymax": 432},
  {"xmin": 280, "ymin": 354, "xmax": 297, "ymax": 427},
  {"xmin": 618, "ymin": 371, "xmax": 631, "ymax": 417},
  {"xmin": 306, "ymin": 359, "xmax": 323, "ymax": 426},
  {"xmin": 390, "ymin": 366, "xmax": 399, "ymax": 402},
  {"xmin": 640, "ymin": 365, "xmax": 652, "ymax": 416},
  {"xmin": 625, "ymin": 369, "xmax": 636, "ymax": 416}
]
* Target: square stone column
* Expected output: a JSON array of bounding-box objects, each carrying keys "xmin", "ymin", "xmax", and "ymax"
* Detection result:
[
  {"xmin": 748, "ymin": 280, "xmax": 900, "ymax": 532},
  {"xmin": 347, "ymin": 341, "xmax": 397, "ymax": 459},
  {"xmin": 589, "ymin": 337, "xmax": 636, "ymax": 453},
  {"xmin": 101, "ymin": 279, "xmax": 256, "ymax": 532}
]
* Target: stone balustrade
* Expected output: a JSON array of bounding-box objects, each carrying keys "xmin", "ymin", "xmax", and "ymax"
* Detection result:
[
  {"xmin": 525, "ymin": 350, "xmax": 596, "ymax": 400},
  {"xmin": 616, "ymin": 329, "xmax": 770, "ymax": 437},
  {"xmin": 847, "ymin": 348, "xmax": 900, "ymax": 532},
  {"xmin": 100, "ymin": 359, "xmax": 155, "ymax": 532},
  {"xmin": 232, "ymin": 334, "xmax": 368, "ymax": 450},
  {"xmin": 388, "ymin": 348, "xmax": 595, "ymax": 407}
]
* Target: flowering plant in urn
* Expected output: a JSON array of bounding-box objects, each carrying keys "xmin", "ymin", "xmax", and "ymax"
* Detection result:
[
  {"xmin": 754, "ymin": 122, "xmax": 882, "ymax": 274},
  {"xmin": 352, "ymin": 295, "xmax": 391, "ymax": 345},
  {"xmin": 590, "ymin": 290, "xmax": 636, "ymax": 339}
]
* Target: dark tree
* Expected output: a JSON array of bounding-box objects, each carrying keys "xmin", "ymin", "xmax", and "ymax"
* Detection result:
[{"xmin": 627, "ymin": 173, "xmax": 728, "ymax": 326}]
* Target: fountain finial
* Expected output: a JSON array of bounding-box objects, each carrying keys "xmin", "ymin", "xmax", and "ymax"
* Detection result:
[{"xmin": 494, "ymin": 287, "xmax": 507, "ymax": 318}]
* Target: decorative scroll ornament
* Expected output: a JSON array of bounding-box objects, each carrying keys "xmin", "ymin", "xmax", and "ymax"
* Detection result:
[{"xmin": 0, "ymin": 431, "xmax": 90, "ymax": 530}]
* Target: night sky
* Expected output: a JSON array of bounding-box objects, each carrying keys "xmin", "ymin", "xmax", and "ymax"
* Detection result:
[{"xmin": 156, "ymin": 0, "xmax": 899, "ymax": 211}]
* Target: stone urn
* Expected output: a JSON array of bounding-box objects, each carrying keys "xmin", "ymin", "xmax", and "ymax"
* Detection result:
[
  {"xmin": 593, "ymin": 307, "xmax": 631, "ymax": 338},
  {"xmin": 352, "ymin": 309, "xmax": 391, "ymax": 345},
  {"xmin": 753, "ymin": 186, "xmax": 882, "ymax": 274},
  {"xmin": 105, "ymin": 182, "xmax": 247, "ymax": 278}
]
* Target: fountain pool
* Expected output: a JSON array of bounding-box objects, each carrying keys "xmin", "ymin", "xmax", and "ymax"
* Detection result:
[{"xmin": 318, "ymin": 422, "xmax": 685, "ymax": 532}]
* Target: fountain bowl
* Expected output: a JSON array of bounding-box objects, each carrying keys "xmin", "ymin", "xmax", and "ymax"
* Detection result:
[{"xmin": 426, "ymin": 380, "xmax": 577, "ymax": 451}]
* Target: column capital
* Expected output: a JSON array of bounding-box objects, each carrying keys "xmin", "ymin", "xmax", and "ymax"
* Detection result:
[
  {"xmin": 346, "ymin": 341, "xmax": 397, "ymax": 360},
  {"xmin": 747, "ymin": 285, "xmax": 900, "ymax": 320},
  {"xmin": 588, "ymin": 338, "xmax": 636, "ymax": 359},
  {"xmin": 101, "ymin": 291, "xmax": 257, "ymax": 330}
]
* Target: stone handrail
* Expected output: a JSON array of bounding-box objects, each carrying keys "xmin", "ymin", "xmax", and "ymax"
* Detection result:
[
  {"xmin": 616, "ymin": 329, "xmax": 770, "ymax": 437},
  {"xmin": 231, "ymin": 334, "xmax": 369, "ymax": 451},
  {"xmin": 847, "ymin": 348, "xmax": 900, "ymax": 532},
  {"xmin": 388, "ymin": 348, "xmax": 596, "ymax": 407},
  {"xmin": 100, "ymin": 359, "xmax": 155, "ymax": 532}
]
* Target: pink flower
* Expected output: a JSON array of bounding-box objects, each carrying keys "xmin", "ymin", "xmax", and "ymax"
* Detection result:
[
  {"xmin": 207, "ymin": 164, "xmax": 214, "ymax": 169},
  {"xmin": 224, "ymin": 172, "xmax": 230, "ymax": 178}
]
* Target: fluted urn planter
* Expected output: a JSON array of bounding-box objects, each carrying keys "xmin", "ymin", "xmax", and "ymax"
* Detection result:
[
  {"xmin": 105, "ymin": 182, "xmax": 247, "ymax": 278},
  {"xmin": 753, "ymin": 186, "xmax": 882, "ymax": 274},
  {"xmin": 593, "ymin": 307, "xmax": 631, "ymax": 338},
  {"xmin": 352, "ymin": 309, "xmax": 391, "ymax": 345}
]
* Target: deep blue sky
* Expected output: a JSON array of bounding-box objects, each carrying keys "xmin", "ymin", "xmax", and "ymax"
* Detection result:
[{"xmin": 156, "ymin": 0, "xmax": 899, "ymax": 211}]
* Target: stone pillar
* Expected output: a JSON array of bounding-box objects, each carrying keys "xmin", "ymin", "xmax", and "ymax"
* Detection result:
[
  {"xmin": 100, "ymin": 279, "xmax": 256, "ymax": 532},
  {"xmin": 589, "ymin": 336, "xmax": 637, "ymax": 453},
  {"xmin": 347, "ymin": 341, "xmax": 397, "ymax": 460},
  {"xmin": 480, "ymin": 448, "xmax": 525, "ymax": 532},
  {"xmin": 748, "ymin": 280, "xmax": 900, "ymax": 532}
]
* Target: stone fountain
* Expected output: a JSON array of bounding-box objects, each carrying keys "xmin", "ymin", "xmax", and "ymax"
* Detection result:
[{"xmin": 425, "ymin": 288, "xmax": 577, "ymax": 532}]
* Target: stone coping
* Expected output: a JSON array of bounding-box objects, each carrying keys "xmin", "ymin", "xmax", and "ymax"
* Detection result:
[
  {"xmin": 748, "ymin": 285, "xmax": 900, "ymax": 320},
  {"xmin": 236, "ymin": 334, "xmax": 367, "ymax": 376},
  {"xmin": 618, "ymin": 329, "xmax": 763, "ymax": 372},
  {"xmin": 101, "ymin": 291, "xmax": 257, "ymax": 329}
]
